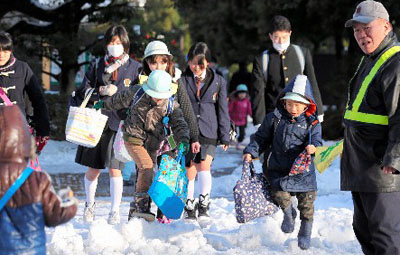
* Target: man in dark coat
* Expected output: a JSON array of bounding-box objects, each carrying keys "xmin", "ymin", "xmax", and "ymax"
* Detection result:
[
  {"xmin": 342, "ymin": 1, "xmax": 400, "ymax": 254},
  {"xmin": 250, "ymin": 15, "xmax": 324, "ymax": 125}
]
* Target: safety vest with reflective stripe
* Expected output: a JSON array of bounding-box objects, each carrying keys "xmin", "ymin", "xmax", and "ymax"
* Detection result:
[{"xmin": 344, "ymin": 46, "xmax": 400, "ymax": 125}]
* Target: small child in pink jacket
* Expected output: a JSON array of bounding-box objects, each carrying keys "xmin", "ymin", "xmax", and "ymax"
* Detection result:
[{"xmin": 228, "ymin": 84, "xmax": 252, "ymax": 149}]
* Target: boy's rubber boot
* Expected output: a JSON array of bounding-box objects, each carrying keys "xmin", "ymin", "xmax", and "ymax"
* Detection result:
[
  {"xmin": 298, "ymin": 220, "xmax": 313, "ymax": 250},
  {"xmin": 128, "ymin": 193, "xmax": 155, "ymax": 222},
  {"xmin": 281, "ymin": 205, "xmax": 297, "ymax": 233}
]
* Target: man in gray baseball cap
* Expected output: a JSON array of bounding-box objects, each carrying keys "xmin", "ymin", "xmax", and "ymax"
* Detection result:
[{"xmin": 341, "ymin": 1, "xmax": 400, "ymax": 255}]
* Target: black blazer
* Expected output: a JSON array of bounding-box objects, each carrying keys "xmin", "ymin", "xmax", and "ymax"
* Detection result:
[{"xmin": 179, "ymin": 68, "xmax": 230, "ymax": 145}]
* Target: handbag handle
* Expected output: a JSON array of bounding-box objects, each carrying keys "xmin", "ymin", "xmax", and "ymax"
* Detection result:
[
  {"xmin": 242, "ymin": 161, "xmax": 255, "ymax": 180},
  {"xmin": 176, "ymin": 149, "xmax": 185, "ymax": 167},
  {"xmin": 80, "ymin": 88, "xmax": 95, "ymax": 108}
]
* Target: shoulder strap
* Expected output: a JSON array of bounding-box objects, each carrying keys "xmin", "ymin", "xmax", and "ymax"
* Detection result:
[
  {"xmin": 306, "ymin": 118, "xmax": 319, "ymax": 144},
  {"xmin": 0, "ymin": 167, "xmax": 34, "ymax": 211},
  {"xmin": 0, "ymin": 87, "xmax": 13, "ymax": 106},
  {"xmin": 292, "ymin": 45, "xmax": 305, "ymax": 73},
  {"xmin": 93, "ymin": 57, "xmax": 100, "ymax": 88},
  {"xmin": 272, "ymin": 114, "xmax": 280, "ymax": 134},
  {"xmin": 166, "ymin": 96, "xmax": 174, "ymax": 116},
  {"xmin": 262, "ymin": 50, "xmax": 269, "ymax": 82},
  {"xmin": 131, "ymin": 87, "xmax": 146, "ymax": 106},
  {"xmin": 161, "ymin": 96, "xmax": 175, "ymax": 136}
]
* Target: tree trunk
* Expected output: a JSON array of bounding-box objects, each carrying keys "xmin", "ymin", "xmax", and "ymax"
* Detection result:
[
  {"xmin": 58, "ymin": 42, "xmax": 80, "ymax": 95},
  {"xmin": 59, "ymin": 64, "xmax": 79, "ymax": 95}
]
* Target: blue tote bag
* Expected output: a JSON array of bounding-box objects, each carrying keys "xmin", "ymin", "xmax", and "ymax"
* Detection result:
[{"xmin": 148, "ymin": 150, "xmax": 188, "ymax": 219}]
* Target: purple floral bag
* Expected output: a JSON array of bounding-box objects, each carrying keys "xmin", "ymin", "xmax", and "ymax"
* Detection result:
[{"xmin": 233, "ymin": 161, "xmax": 278, "ymax": 223}]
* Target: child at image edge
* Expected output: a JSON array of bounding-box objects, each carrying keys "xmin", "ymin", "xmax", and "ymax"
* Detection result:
[{"xmin": 243, "ymin": 74, "xmax": 322, "ymax": 250}]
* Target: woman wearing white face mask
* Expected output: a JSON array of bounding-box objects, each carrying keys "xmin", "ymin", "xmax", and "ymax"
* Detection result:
[
  {"xmin": 73, "ymin": 25, "xmax": 141, "ymax": 225},
  {"xmin": 250, "ymin": 15, "xmax": 324, "ymax": 126}
]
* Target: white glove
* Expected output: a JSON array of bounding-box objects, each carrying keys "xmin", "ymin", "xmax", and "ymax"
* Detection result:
[
  {"xmin": 57, "ymin": 187, "xmax": 78, "ymax": 206},
  {"xmin": 99, "ymin": 84, "xmax": 118, "ymax": 96}
]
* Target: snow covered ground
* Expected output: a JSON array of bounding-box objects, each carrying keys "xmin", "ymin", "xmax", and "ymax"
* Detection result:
[{"xmin": 41, "ymin": 125, "xmax": 362, "ymax": 255}]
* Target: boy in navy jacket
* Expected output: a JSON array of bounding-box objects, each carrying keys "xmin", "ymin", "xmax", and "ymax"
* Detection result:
[{"xmin": 243, "ymin": 75, "xmax": 322, "ymax": 250}]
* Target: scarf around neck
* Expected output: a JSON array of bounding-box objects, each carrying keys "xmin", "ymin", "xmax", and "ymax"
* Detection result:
[
  {"xmin": 104, "ymin": 53, "xmax": 129, "ymax": 81},
  {"xmin": 0, "ymin": 54, "xmax": 16, "ymax": 72}
]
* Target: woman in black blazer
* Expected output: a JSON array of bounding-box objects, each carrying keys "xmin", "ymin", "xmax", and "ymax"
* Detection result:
[{"xmin": 179, "ymin": 42, "xmax": 230, "ymax": 220}]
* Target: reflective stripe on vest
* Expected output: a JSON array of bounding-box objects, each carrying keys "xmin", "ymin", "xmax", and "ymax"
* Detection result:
[{"xmin": 344, "ymin": 46, "xmax": 400, "ymax": 125}]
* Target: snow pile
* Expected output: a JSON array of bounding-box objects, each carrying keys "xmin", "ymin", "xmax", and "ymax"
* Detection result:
[
  {"xmin": 47, "ymin": 223, "xmax": 85, "ymax": 255},
  {"xmin": 46, "ymin": 197, "xmax": 361, "ymax": 255},
  {"xmin": 42, "ymin": 132, "xmax": 362, "ymax": 254}
]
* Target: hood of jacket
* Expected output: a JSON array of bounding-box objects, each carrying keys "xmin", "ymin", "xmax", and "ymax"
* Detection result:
[
  {"xmin": 0, "ymin": 105, "xmax": 31, "ymax": 165},
  {"xmin": 276, "ymin": 74, "xmax": 318, "ymax": 121}
]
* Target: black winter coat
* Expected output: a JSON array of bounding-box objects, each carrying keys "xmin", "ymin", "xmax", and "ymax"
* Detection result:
[
  {"xmin": 0, "ymin": 59, "xmax": 50, "ymax": 136},
  {"xmin": 341, "ymin": 32, "xmax": 400, "ymax": 192},
  {"xmin": 250, "ymin": 44, "xmax": 324, "ymax": 125}
]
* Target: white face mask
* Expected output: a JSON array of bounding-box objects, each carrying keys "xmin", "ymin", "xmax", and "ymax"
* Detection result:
[
  {"xmin": 107, "ymin": 44, "xmax": 124, "ymax": 57},
  {"xmin": 272, "ymin": 39, "xmax": 290, "ymax": 53}
]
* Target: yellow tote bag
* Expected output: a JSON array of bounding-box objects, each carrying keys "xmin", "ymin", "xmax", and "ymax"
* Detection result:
[
  {"xmin": 65, "ymin": 88, "xmax": 108, "ymax": 148},
  {"xmin": 314, "ymin": 140, "xmax": 343, "ymax": 174}
]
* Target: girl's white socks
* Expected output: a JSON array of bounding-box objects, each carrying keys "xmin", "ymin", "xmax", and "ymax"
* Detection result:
[
  {"xmin": 84, "ymin": 175, "xmax": 98, "ymax": 206},
  {"xmin": 187, "ymin": 179, "xmax": 195, "ymax": 200},
  {"xmin": 110, "ymin": 176, "xmax": 123, "ymax": 212},
  {"xmin": 198, "ymin": 170, "xmax": 212, "ymax": 195}
]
